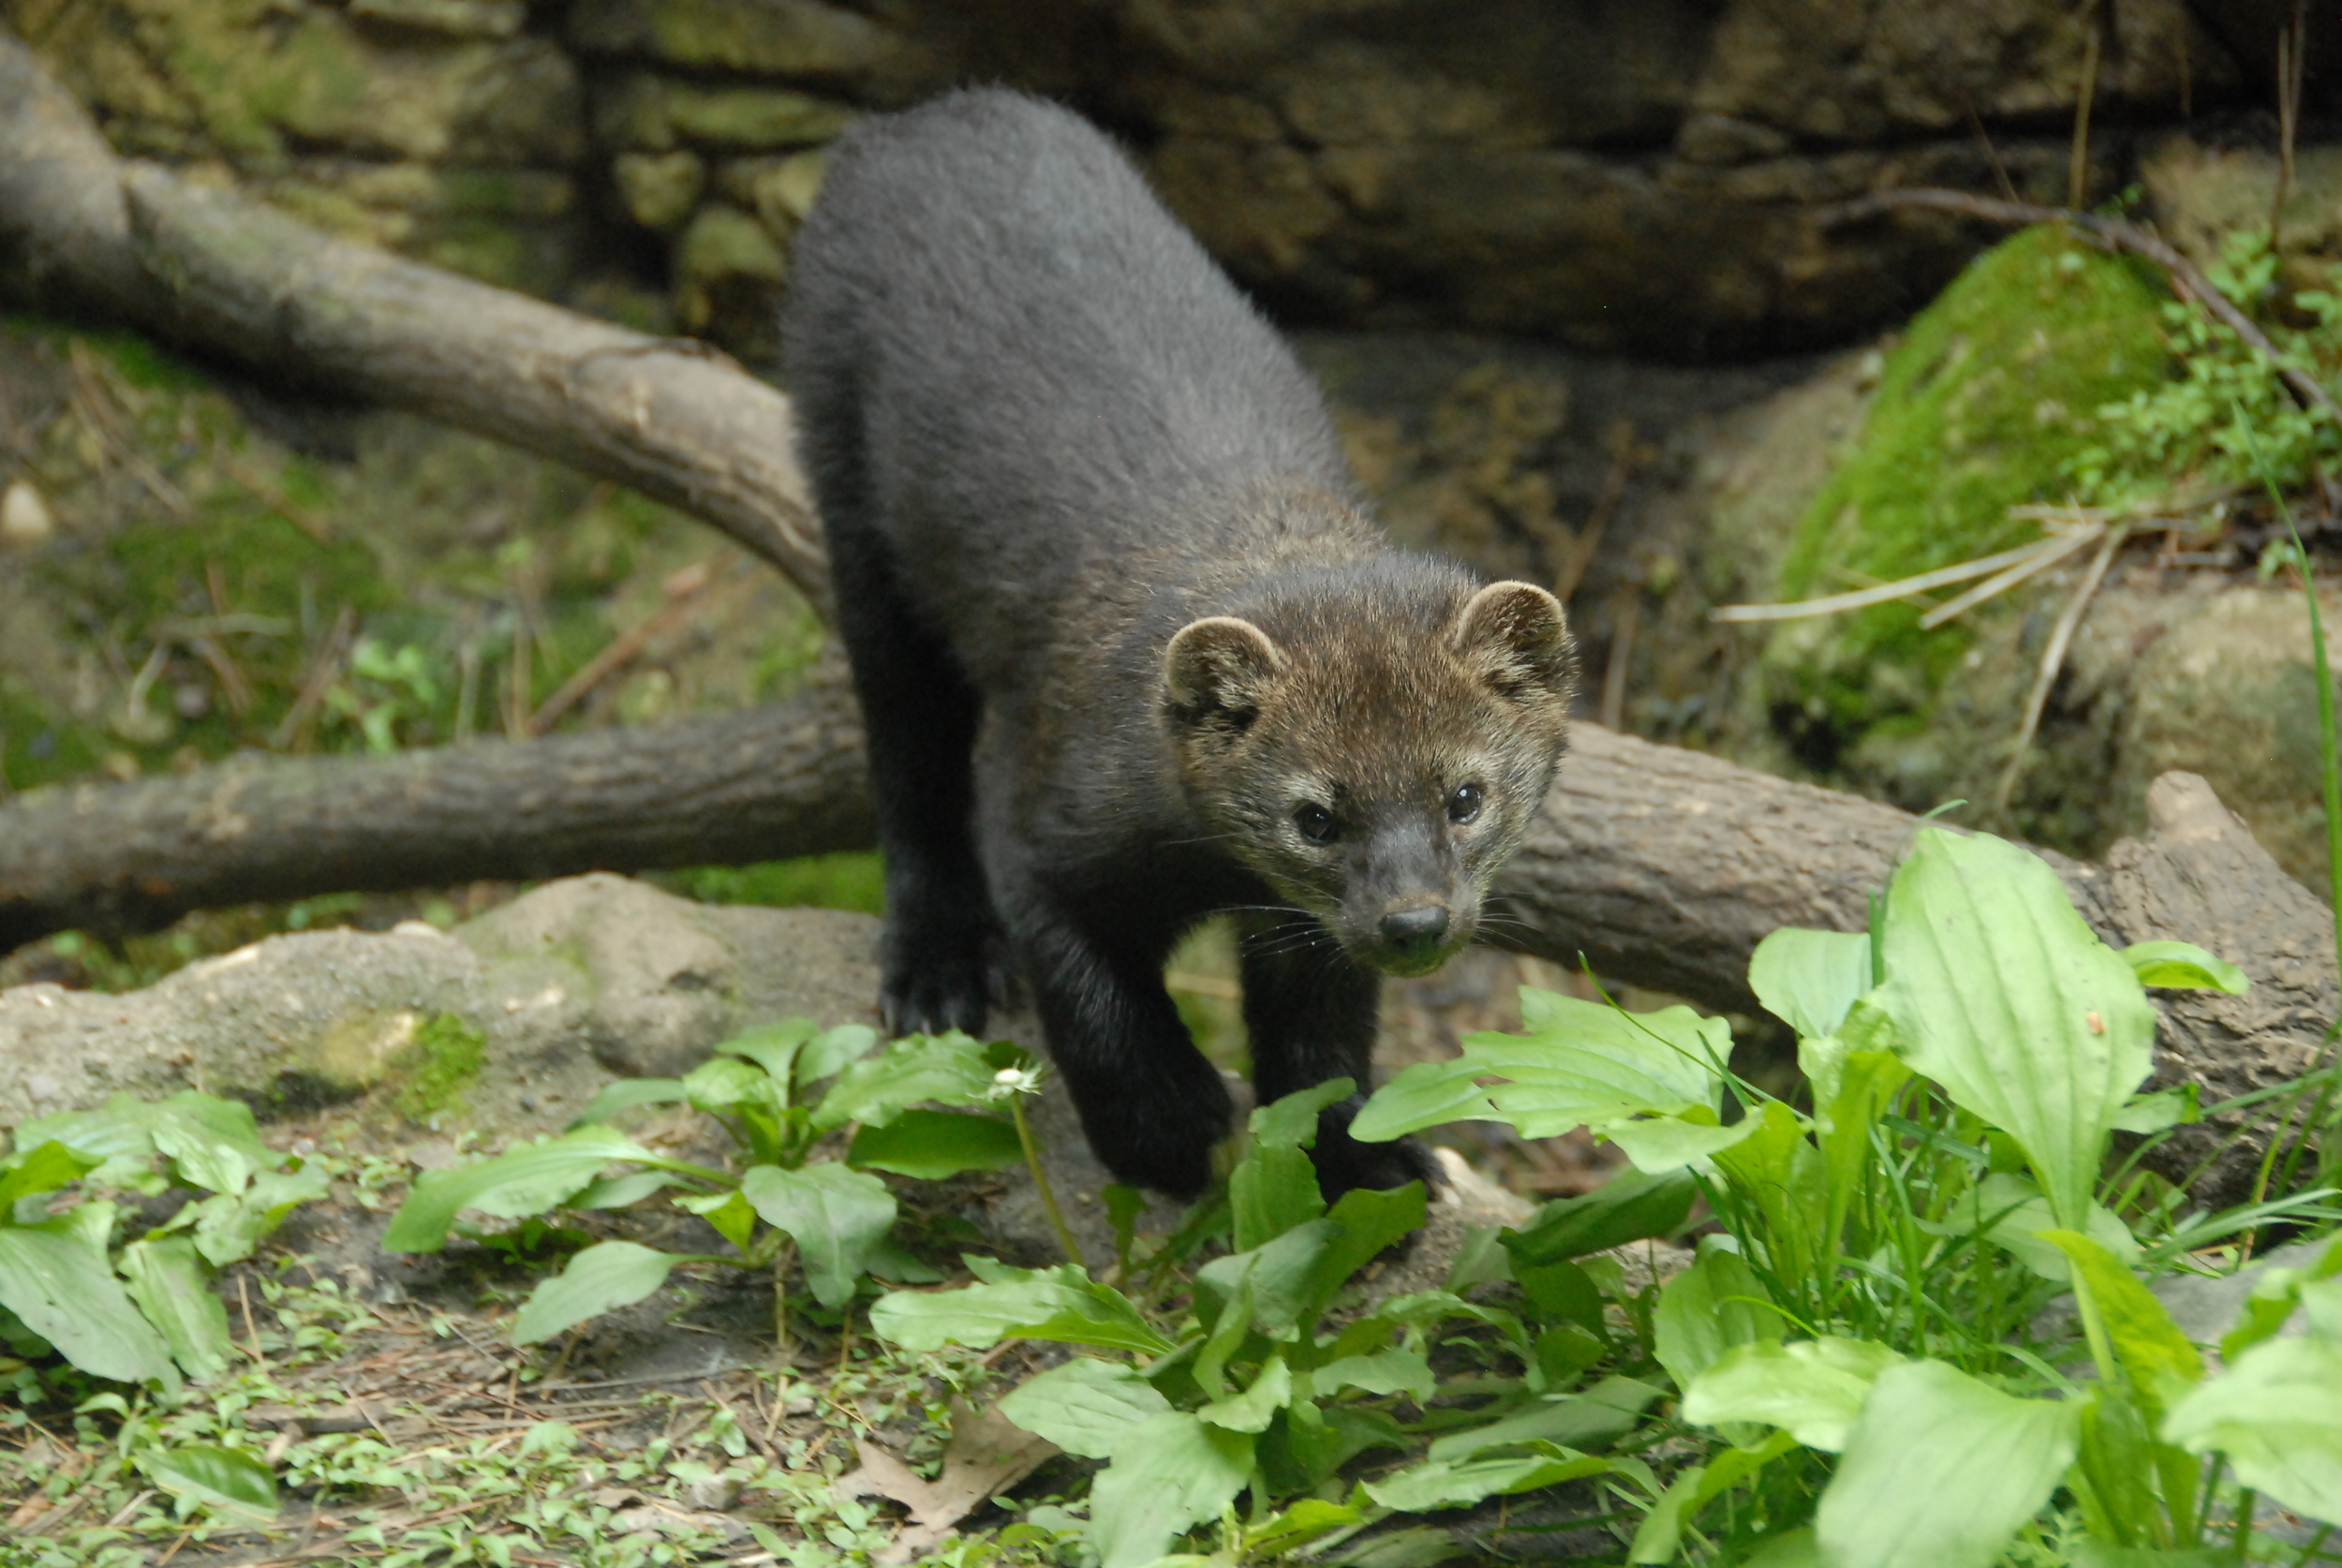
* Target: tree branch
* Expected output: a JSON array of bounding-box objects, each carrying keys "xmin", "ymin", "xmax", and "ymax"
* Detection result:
[{"xmin": 0, "ymin": 33, "xmax": 830, "ymax": 610}]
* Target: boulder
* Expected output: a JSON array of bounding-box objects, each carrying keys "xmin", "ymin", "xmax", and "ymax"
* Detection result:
[
  {"xmin": 0, "ymin": 872, "xmax": 1529, "ymax": 1277},
  {"xmin": 2116, "ymin": 584, "xmax": 2342, "ymax": 896}
]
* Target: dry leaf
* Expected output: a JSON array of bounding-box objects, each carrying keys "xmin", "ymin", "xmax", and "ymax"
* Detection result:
[{"xmin": 836, "ymin": 1398, "xmax": 1060, "ymax": 1565}]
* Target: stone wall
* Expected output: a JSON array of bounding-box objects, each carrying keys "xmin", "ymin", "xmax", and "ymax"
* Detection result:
[{"xmin": 4, "ymin": 0, "xmax": 2249, "ymax": 362}]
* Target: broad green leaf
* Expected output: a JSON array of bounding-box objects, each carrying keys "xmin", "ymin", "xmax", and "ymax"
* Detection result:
[
  {"xmin": 383, "ymin": 1128, "xmax": 662, "ymax": 1252},
  {"xmin": 1200, "ymin": 1354, "xmax": 1292, "ymax": 1432},
  {"xmin": 1268, "ymin": 1400, "xmax": 1407, "ymax": 1493},
  {"xmin": 683, "ymin": 1056, "xmax": 778, "ymax": 1115},
  {"xmin": 1314, "ymin": 1348, "xmax": 1435, "ymax": 1401},
  {"xmin": 1503, "ymin": 1169, "xmax": 1697, "ymax": 1266},
  {"xmin": 1088, "ymin": 1411, "xmax": 1255, "ymax": 1568},
  {"xmin": 812, "ymin": 1030, "xmax": 1002, "ymax": 1129},
  {"xmin": 2118, "ymin": 941, "xmax": 2248, "ymax": 995},
  {"xmin": 1296, "ymin": 1182, "xmax": 1430, "ymax": 1323},
  {"xmin": 1354, "ymin": 993, "xmax": 1727, "ymax": 1143},
  {"xmin": 1817, "ymin": 1360, "xmax": 2081, "ymax": 1568},
  {"xmin": 1253, "ymin": 1077, "xmax": 1355, "ymax": 1147},
  {"xmin": 511, "ymin": 1241, "xmax": 682, "ymax": 1345},
  {"xmin": 143, "ymin": 1093, "xmax": 275, "ymax": 1196},
  {"xmin": 870, "ymin": 1262, "xmax": 1172, "ymax": 1354},
  {"xmin": 1194, "ymin": 1219, "xmax": 1341, "ymax": 1338},
  {"xmin": 0, "ymin": 1141, "xmax": 101, "ymax": 1213},
  {"xmin": 1629, "ymin": 1430, "xmax": 1801, "ymax": 1563},
  {"xmin": 1425, "ymin": 1374, "xmax": 1660, "ymax": 1460},
  {"xmin": 568, "ymin": 1078, "xmax": 689, "ymax": 1128},
  {"xmin": 847, "ymin": 1109, "xmax": 1024, "ymax": 1178},
  {"xmin": 1869, "ymin": 828, "xmax": 2156, "ymax": 1229},
  {"xmin": 1365, "ymin": 1441, "xmax": 1610, "ymax": 1513},
  {"xmin": 2039, "ymin": 1229, "xmax": 2203, "ymax": 1412},
  {"xmin": 999, "ymin": 1357, "xmax": 1172, "ymax": 1458},
  {"xmin": 1653, "ymin": 1237, "xmax": 1781, "ymax": 1398},
  {"xmin": 0, "ymin": 1218, "xmax": 176, "ymax": 1384},
  {"xmin": 1749, "ymin": 928, "xmax": 1875, "ymax": 1039},
  {"xmin": 1604, "ymin": 1110, "xmax": 1758, "ymax": 1173},
  {"xmin": 675, "ymin": 1188, "xmax": 758, "ymax": 1251},
  {"xmin": 1713, "ymin": 1100, "xmax": 1827, "ymax": 1283},
  {"xmin": 715, "ymin": 1018, "xmax": 818, "ymax": 1083},
  {"xmin": 795, "ymin": 1022, "xmax": 880, "ymax": 1087},
  {"xmin": 1929, "ymin": 1172, "xmax": 2136, "ymax": 1281},
  {"xmin": 2076, "ymin": 1387, "xmax": 2165, "ymax": 1553},
  {"xmin": 138, "ymin": 1442, "xmax": 277, "ymax": 1519},
  {"xmin": 1233, "ymin": 1080, "xmax": 1352, "ymax": 1251},
  {"xmin": 1244, "ymin": 1497, "xmax": 1365, "ymax": 1556},
  {"xmin": 570, "ymin": 1171, "xmax": 678, "ymax": 1210},
  {"xmin": 2161, "ymin": 1312, "xmax": 2342, "ymax": 1526},
  {"xmin": 1232, "ymin": 1134, "xmax": 1328, "ymax": 1253},
  {"xmin": 1682, "ymin": 1337, "xmax": 1904, "ymax": 1451},
  {"xmin": 2109, "ymin": 1085, "xmax": 2199, "ymax": 1135},
  {"xmin": 118, "ymin": 1235, "xmax": 235, "ymax": 1380},
  {"xmin": 17, "ymin": 1091, "xmax": 276, "ymax": 1196},
  {"xmin": 189, "ymin": 1165, "xmax": 332, "ymax": 1268},
  {"xmin": 739, "ymin": 1163, "xmax": 897, "ymax": 1309}
]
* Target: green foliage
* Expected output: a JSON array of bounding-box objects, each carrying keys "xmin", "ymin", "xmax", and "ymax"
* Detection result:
[
  {"xmin": 1354, "ymin": 824, "xmax": 2341, "ymax": 1564},
  {"xmin": 391, "ymin": 1011, "xmax": 486, "ymax": 1122},
  {"xmin": 0, "ymin": 1091, "xmax": 325, "ymax": 1391},
  {"xmin": 669, "ymin": 851, "xmax": 887, "ymax": 914},
  {"xmin": 381, "ymin": 1019, "xmax": 1031, "ymax": 1342},
  {"xmin": 867, "ymin": 1078, "xmax": 1687, "ymax": 1568},
  {"xmin": 2066, "ymin": 230, "xmax": 2342, "ymax": 509},
  {"xmin": 1765, "ymin": 227, "xmax": 2171, "ymax": 738}
]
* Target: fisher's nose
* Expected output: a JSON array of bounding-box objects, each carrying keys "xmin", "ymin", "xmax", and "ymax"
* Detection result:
[{"xmin": 1379, "ymin": 904, "xmax": 1452, "ymax": 961}]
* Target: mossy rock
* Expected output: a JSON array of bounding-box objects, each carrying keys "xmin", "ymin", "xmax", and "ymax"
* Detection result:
[
  {"xmin": 568, "ymin": 0, "xmax": 895, "ymax": 82},
  {"xmin": 1759, "ymin": 226, "xmax": 2171, "ymax": 772}
]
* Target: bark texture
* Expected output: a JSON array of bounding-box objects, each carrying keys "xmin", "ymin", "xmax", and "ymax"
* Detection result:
[{"xmin": 0, "ymin": 661, "xmax": 874, "ymax": 952}]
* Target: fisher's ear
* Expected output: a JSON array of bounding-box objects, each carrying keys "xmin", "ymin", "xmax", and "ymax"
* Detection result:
[
  {"xmin": 1451, "ymin": 581, "xmax": 1576, "ymax": 704},
  {"xmin": 1164, "ymin": 615, "xmax": 1288, "ymax": 732}
]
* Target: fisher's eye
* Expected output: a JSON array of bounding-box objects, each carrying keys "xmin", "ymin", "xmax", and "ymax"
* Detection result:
[
  {"xmin": 1446, "ymin": 782, "xmax": 1484, "ymax": 825},
  {"xmin": 1293, "ymin": 803, "xmax": 1339, "ymax": 845}
]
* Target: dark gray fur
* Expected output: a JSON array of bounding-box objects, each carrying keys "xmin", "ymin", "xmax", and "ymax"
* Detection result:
[{"xmin": 784, "ymin": 89, "xmax": 1574, "ymax": 1200}]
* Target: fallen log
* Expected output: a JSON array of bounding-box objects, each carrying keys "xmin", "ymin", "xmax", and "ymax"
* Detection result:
[{"xmin": 0, "ymin": 32, "xmax": 2331, "ymax": 1206}]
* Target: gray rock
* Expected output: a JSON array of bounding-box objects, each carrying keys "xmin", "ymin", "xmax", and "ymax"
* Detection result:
[
  {"xmin": 568, "ymin": 0, "xmax": 898, "ymax": 86},
  {"xmin": 2112, "ymin": 584, "xmax": 2342, "ymax": 896},
  {"xmin": 2152, "ymin": 1241, "xmax": 2324, "ymax": 1355}
]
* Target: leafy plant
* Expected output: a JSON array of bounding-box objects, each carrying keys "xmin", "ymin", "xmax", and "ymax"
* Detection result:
[
  {"xmin": 869, "ymin": 1075, "xmax": 1684, "ymax": 1567},
  {"xmin": 1355, "ymin": 824, "xmax": 2340, "ymax": 1567},
  {"xmin": 0, "ymin": 1090, "xmax": 329, "ymax": 1392},
  {"xmin": 381, "ymin": 1018, "xmax": 1049, "ymax": 1344},
  {"xmin": 2068, "ymin": 229, "xmax": 2342, "ymax": 510}
]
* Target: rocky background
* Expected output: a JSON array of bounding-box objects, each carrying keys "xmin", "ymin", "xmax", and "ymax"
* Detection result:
[{"xmin": 4, "ymin": 0, "xmax": 2342, "ymax": 1107}]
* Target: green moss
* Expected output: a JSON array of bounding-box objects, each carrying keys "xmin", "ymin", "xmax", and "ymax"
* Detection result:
[
  {"xmin": 393, "ymin": 1011, "xmax": 488, "ymax": 1121},
  {"xmin": 1762, "ymin": 227, "xmax": 2172, "ymax": 754},
  {"xmin": 670, "ymin": 852, "xmax": 884, "ymax": 914}
]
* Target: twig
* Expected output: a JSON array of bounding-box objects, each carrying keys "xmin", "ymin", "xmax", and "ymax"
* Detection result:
[
  {"xmin": 1598, "ymin": 589, "xmax": 1639, "ymax": 732},
  {"xmin": 2068, "ymin": 0, "xmax": 2103, "ymax": 210},
  {"xmin": 1994, "ymin": 522, "xmax": 2128, "ymax": 810},
  {"xmin": 1918, "ymin": 522, "xmax": 2105, "ymax": 629},
  {"xmin": 274, "ymin": 603, "xmax": 358, "ymax": 750},
  {"xmin": 1552, "ymin": 420, "xmax": 1638, "ymax": 610},
  {"xmin": 2275, "ymin": 0, "xmax": 2308, "ymax": 251},
  {"xmin": 524, "ymin": 559, "xmax": 728, "ymax": 735},
  {"xmin": 67, "ymin": 339, "xmax": 193, "ymax": 520},
  {"xmin": 1822, "ymin": 188, "xmax": 2342, "ymax": 423},
  {"xmin": 217, "ymin": 448, "xmax": 332, "ymax": 542},
  {"xmin": 1713, "ymin": 536, "xmax": 2068, "ymax": 622}
]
